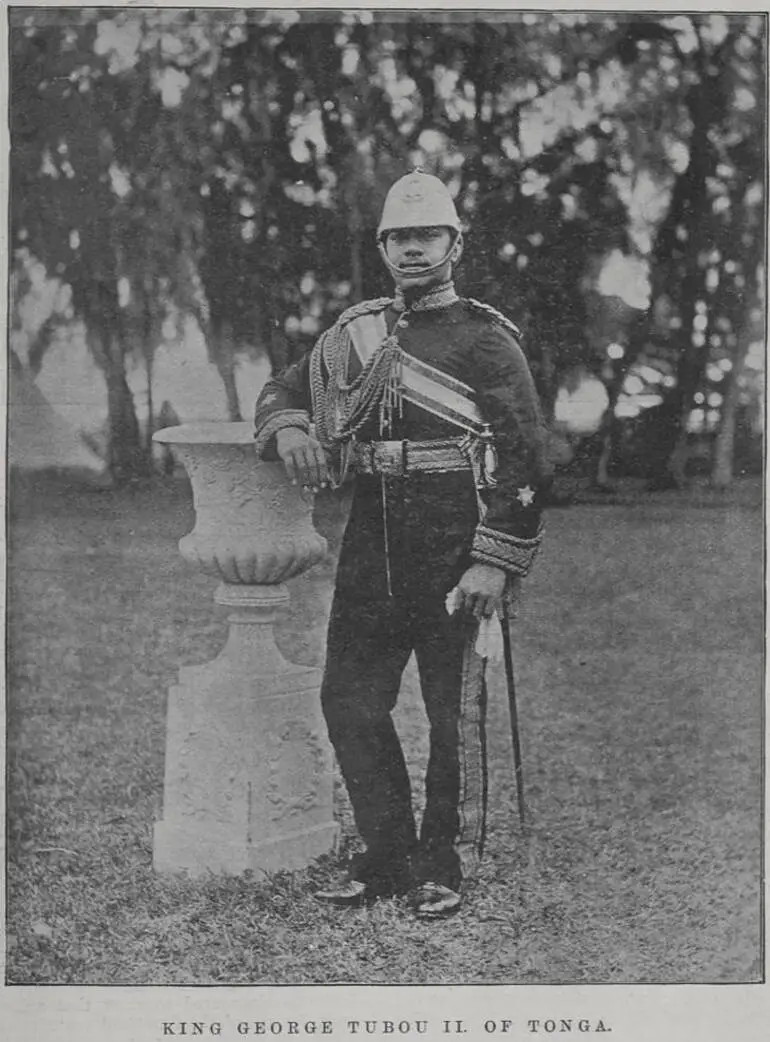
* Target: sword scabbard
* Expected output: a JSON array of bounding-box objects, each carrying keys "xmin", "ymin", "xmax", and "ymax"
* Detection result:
[{"xmin": 501, "ymin": 606, "xmax": 527, "ymax": 828}]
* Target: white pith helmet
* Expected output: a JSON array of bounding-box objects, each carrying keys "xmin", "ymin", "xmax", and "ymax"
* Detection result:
[
  {"xmin": 377, "ymin": 170, "xmax": 463, "ymax": 279},
  {"xmin": 377, "ymin": 171, "xmax": 462, "ymax": 240}
]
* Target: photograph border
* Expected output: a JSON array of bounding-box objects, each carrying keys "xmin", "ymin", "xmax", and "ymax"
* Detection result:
[{"xmin": 2, "ymin": 2, "xmax": 767, "ymax": 1039}]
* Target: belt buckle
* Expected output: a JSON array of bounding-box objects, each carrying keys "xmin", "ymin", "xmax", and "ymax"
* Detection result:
[{"xmin": 373, "ymin": 440, "xmax": 406, "ymax": 477}]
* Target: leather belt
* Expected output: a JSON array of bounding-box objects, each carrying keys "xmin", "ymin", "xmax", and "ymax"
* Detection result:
[{"xmin": 351, "ymin": 439, "xmax": 471, "ymax": 478}]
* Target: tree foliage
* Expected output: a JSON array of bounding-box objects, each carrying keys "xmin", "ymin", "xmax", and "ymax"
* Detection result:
[{"xmin": 10, "ymin": 10, "xmax": 765, "ymax": 484}]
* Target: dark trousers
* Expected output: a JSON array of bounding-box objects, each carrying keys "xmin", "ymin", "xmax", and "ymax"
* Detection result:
[{"xmin": 320, "ymin": 568, "xmax": 479, "ymax": 894}]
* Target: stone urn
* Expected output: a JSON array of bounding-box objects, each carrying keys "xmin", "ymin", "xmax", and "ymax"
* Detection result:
[{"xmin": 152, "ymin": 422, "xmax": 339, "ymax": 877}]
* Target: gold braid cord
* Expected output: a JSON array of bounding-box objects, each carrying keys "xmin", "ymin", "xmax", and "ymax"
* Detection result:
[
  {"xmin": 253, "ymin": 409, "xmax": 310, "ymax": 458},
  {"xmin": 471, "ymin": 522, "xmax": 544, "ymax": 577},
  {"xmin": 310, "ymin": 297, "xmax": 395, "ymax": 450}
]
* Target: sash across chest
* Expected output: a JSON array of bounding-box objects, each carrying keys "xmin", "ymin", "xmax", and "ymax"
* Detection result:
[{"xmin": 347, "ymin": 313, "xmax": 485, "ymax": 437}]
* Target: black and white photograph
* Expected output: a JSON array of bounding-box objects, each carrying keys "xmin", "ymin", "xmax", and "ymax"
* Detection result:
[{"xmin": 4, "ymin": 5, "xmax": 767, "ymax": 1038}]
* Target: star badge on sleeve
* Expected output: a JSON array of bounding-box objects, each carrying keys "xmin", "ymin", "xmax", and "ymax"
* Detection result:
[
  {"xmin": 516, "ymin": 485, "xmax": 536, "ymax": 507},
  {"xmin": 260, "ymin": 391, "xmax": 278, "ymax": 405}
]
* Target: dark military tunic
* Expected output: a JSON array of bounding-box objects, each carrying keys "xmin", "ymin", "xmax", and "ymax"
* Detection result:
[{"xmin": 254, "ymin": 294, "xmax": 550, "ymax": 894}]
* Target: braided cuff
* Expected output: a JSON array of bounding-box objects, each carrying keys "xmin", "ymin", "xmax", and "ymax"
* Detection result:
[
  {"xmin": 471, "ymin": 523, "xmax": 544, "ymax": 578},
  {"xmin": 253, "ymin": 409, "xmax": 311, "ymax": 458}
]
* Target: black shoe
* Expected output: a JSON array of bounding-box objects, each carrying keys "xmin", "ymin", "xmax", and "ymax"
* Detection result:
[
  {"xmin": 409, "ymin": 881, "xmax": 462, "ymax": 920},
  {"xmin": 314, "ymin": 874, "xmax": 371, "ymax": 907},
  {"xmin": 315, "ymin": 862, "xmax": 413, "ymax": 907}
]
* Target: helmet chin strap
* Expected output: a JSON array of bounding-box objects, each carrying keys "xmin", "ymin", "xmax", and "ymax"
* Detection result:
[{"xmin": 378, "ymin": 233, "xmax": 464, "ymax": 281}]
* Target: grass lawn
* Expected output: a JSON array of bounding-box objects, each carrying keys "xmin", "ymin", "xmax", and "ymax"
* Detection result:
[{"xmin": 5, "ymin": 474, "xmax": 763, "ymax": 985}]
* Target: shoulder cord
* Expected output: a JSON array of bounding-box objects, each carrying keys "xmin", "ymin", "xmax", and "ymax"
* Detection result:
[
  {"xmin": 311, "ymin": 323, "xmax": 402, "ymax": 448},
  {"xmin": 330, "ymin": 330, "xmax": 403, "ymax": 443},
  {"xmin": 311, "ymin": 296, "xmax": 405, "ymax": 449},
  {"xmin": 310, "ymin": 297, "xmax": 391, "ymax": 444}
]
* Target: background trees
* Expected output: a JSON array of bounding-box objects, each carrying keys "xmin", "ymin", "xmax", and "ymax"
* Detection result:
[{"xmin": 10, "ymin": 10, "xmax": 765, "ymax": 485}]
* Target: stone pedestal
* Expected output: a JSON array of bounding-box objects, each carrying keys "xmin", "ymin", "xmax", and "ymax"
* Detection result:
[{"xmin": 152, "ymin": 422, "xmax": 339, "ymax": 877}]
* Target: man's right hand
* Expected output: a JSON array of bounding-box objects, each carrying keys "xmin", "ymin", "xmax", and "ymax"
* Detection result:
[{"xmin": 275, "ymin": 428, "xmax": 330, "ymax": 489}]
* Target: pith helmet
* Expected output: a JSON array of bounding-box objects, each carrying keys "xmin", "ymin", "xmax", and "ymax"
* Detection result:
[{"xmin": 377, "ymin": 171, "xmax": 461, "ymax": 239}]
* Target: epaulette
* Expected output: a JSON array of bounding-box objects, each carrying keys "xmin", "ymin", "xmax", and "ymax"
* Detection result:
[
  {"xmin": 337, "ymin": 296, "xmax": 392, "ymax": 328},
  {"xmin": 464, "ymin": 297, "xmax": 523, "ymax": 341}
]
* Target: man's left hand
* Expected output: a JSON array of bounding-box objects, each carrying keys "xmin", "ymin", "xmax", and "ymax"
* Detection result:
[{"xmin": 456, "ymin": 563, "xmax": 507, "ymax": 620}]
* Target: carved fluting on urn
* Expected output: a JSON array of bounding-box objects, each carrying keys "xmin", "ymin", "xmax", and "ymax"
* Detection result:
[{"xmin": 151, "ymin": 422, "xmax": 339, "ymax": 877}]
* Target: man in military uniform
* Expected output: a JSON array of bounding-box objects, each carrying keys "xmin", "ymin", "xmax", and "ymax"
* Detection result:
[{"xmin": 254, "ymin": 171, "xmax": 550, "ymax": 919}]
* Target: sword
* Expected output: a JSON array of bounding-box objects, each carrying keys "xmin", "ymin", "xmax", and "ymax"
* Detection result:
[{"xmin": 501, "ymin": 604, "xmax": 527, "ymax": 828}]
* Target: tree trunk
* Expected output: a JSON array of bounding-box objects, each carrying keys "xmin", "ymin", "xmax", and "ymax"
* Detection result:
[
  {"xmin": 592, "ymin": 351, "xmax": 637, "ymax": 488},
  {"xmin": 712, "ymin": 347, "xmax": 748, "ymax": 488},
  {"xmin": 216, "ymin": 355, "xmax": 243, "ymax": 422},
  {"xmin": 668, "ymin": 428, "xmax": 691, "ymax": 487},
  {"xmin": 142, "ymin": 290, "xmax": 156, "ymax": 453},
  {"xmin": 86, "ymin": 316, "xmax": 147, "ymax": 484},
  {"xmin": 661, "ymin": 294, "xmax": 703, "ymax": 488},
  {"xmin": 639, "ymin": 397, "xmax": 677, "ymax": 489},
  {"xmin": 103, "ymin": 336, "xmax": 146, "ymax": 483},
  {"xmin": 536, "ymin": 341, "xmax": 558, "ymax": 421},
  {"xmin": 210, "ymin": 320, "xmax": 243, "ymax": 421},
  {"xmin": 644, "ymin": 59, "xmax": 716, "ymax": 488},
  {"xmin": 145, "ymin": 350, "xmax": 155, "ymax": 453},
  {"xmin": 650, "ymin": 258, "xmax": 709, "ymax": 488},
  {"xmin": 350, "ymin": 224, "xmax": 364, "ymax": 304},
  {"xmin": 595, "ymin": 428, "xmax": 613, "ymax": 488},
  {"xmin": 592, "ymin": 399, "xmax": 616, "ymax": 489}
]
